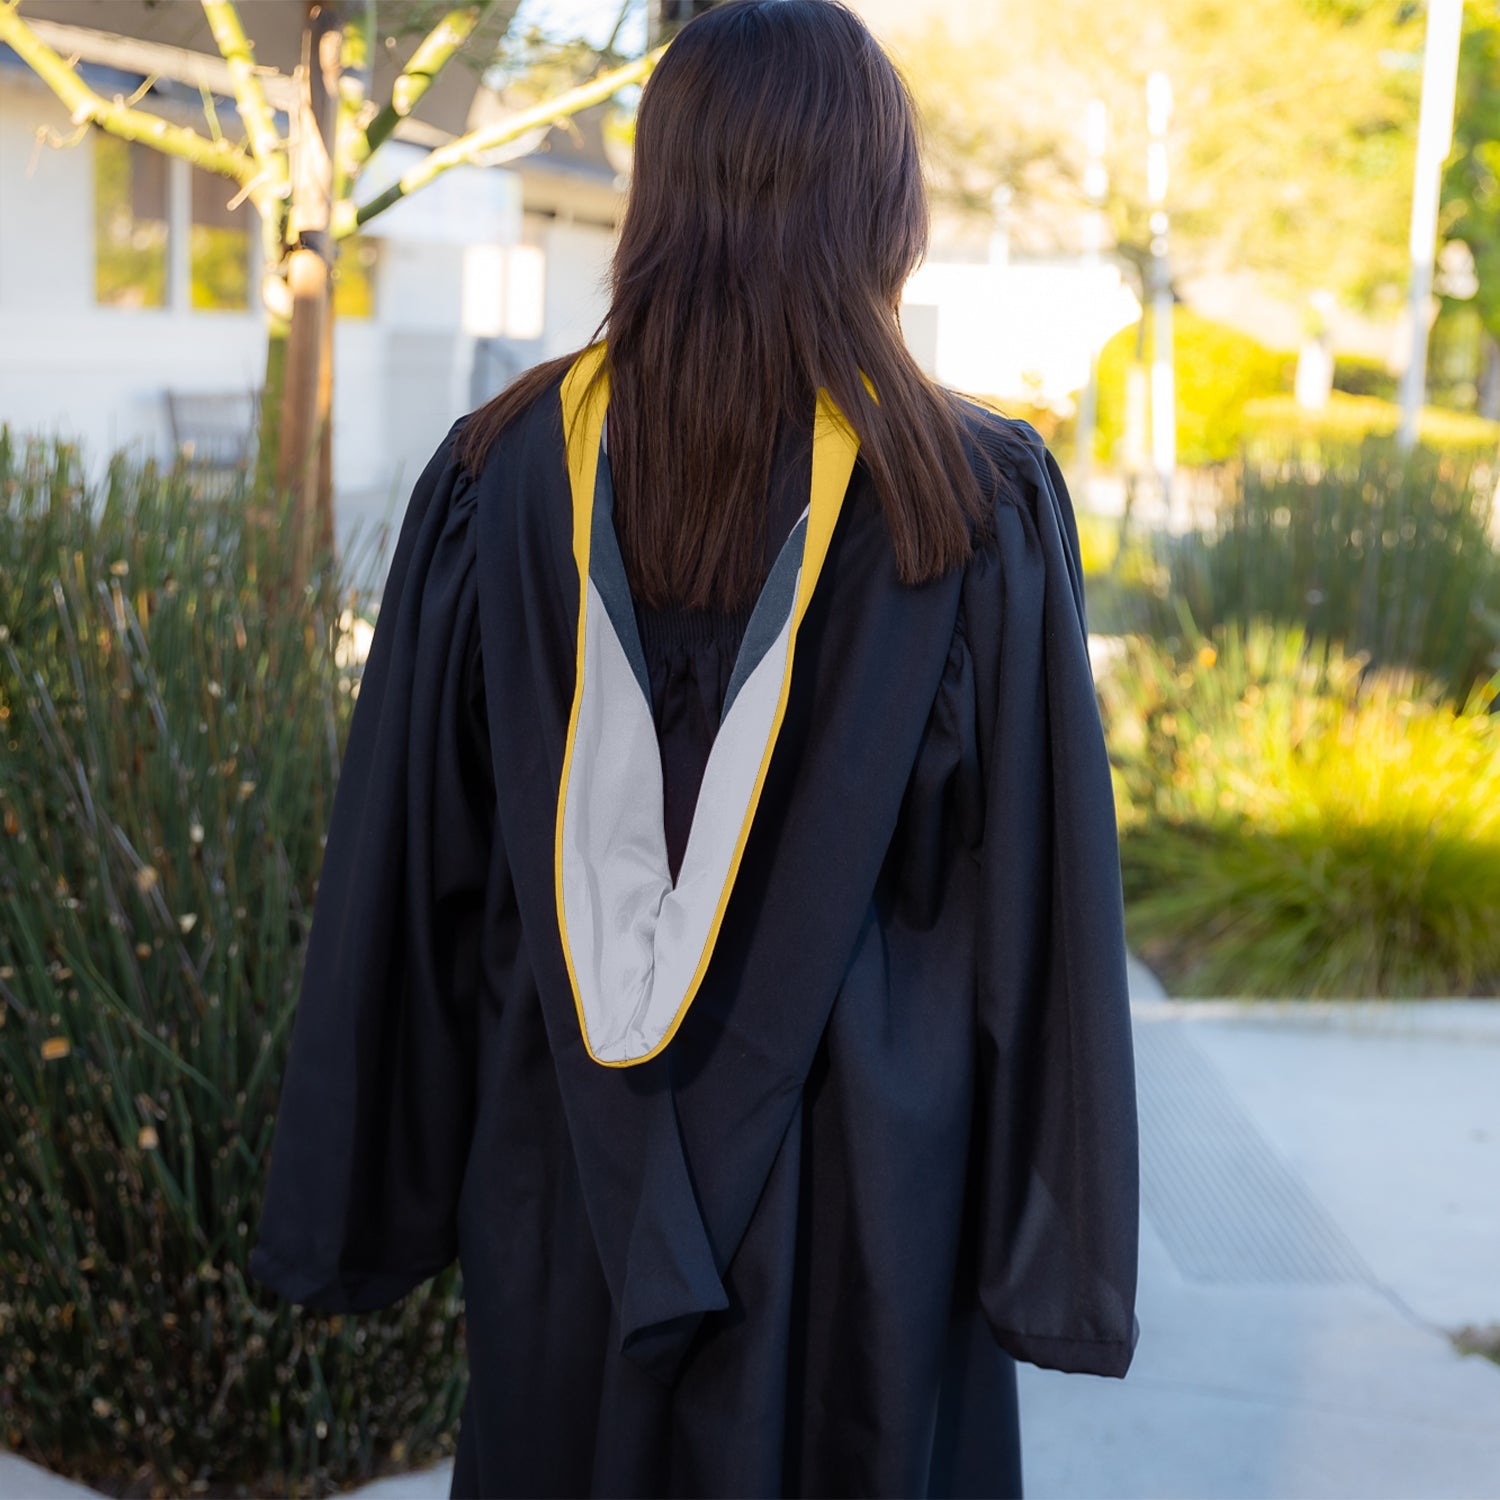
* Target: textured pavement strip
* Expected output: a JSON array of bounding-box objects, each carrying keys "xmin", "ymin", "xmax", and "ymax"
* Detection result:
[
  {"xmin": 7, "ymin": 966, "xmax": 1499, "ymax": 1499},
  {"xmin": 1018, "ymin": 964, "xmax": 1500, "ymax": 1500}
]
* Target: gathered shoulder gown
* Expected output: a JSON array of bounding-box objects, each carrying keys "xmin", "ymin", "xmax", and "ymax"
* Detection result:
[{"xmin": 248, "ymin": 349, "xmax": 1141, "ymax": 1500}]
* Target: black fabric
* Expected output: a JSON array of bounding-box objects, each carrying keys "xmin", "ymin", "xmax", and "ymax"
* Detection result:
[{"xmin": 248, "ymin": 374, "xmax": 1140, "ymax": 1500}]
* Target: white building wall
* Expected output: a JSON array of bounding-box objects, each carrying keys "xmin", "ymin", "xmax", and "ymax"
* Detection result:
[
  {"xmin": 10, "ymin": 77, "xmax": 1145, "ymax": 523},
  {"xmin": 0, "ymin": 81, "xmax": 93, "ymax": 312},
  {"xmin": 535, "ymin": 216, "xmax": 615, "ymax": 358},
  {"xmin": 0, "ymin": 81, "xmax": 267, "ymax": 466},
  {"xmin": 901, "ymin": 259, "xmax": 1142, "ymax": 412},
  {"xmin": 375, "ymin": 239, "xmax": 472, "ymax": 498},
  {"xmin": 0, "ymin": 73, "xmax": 518, "ymax": 540}
]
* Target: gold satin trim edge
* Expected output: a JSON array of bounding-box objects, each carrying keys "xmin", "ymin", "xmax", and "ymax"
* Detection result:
[{"xmin": 553, "ymin": 340, "xmax": 866, "ymax": 1067}]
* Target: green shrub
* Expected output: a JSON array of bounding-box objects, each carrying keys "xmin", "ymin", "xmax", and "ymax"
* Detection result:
[
  {"xmin": 1242, "ymin": 391, "xmax": 1500, "ymax": 458},
  {"xmin": 1075, "ymin": 511, "xmax": 1122, "ymax": 576},
  {"xmin": 1332, "ymin": 352, "xmax": 1399, "ymax": 403},
  {"xmin": 1162, "ymin": 433, "xmax": 1500, "ymax": 696},
  {"xmin": 1427, "ymin": 300, "xmax": 1490, "ymax": 414},
  {"xmin": 1096, "ymin": 309, "xmax": 1297, "ymax": 467},
  {"xmin": 0, "ymin": 433, "xmax": 466, "ymax": 1496},
  {"xmin": 1101, "ymin": 621, "xmax": 1500, "ymax": 998},
  {"xmin": 1075, "ymin": 510, "xmax": 1171, "ymax": 635}
]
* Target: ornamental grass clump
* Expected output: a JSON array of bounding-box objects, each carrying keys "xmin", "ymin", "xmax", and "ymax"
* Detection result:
[
  {"xmin": 1162, "ymin": 434, "xmax": 1500, "ymax": 696},
  {"xmin": 1101, "ymin": 620, "xmax": 1500, "ymax": 998},
  {"xmin": 0, "ymin": 432, "xmax": 465, "ymax": 1497}
]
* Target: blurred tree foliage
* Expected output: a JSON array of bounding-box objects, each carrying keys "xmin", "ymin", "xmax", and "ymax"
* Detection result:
[
  {"xmin": 1440, "ymin": 0, "xmax": 1500, "ymax": 410},
  {"xmin": 890, "ymin": 0, "xmax": 1426, "ymax": 314},
  {"xmin": 1095, "ymin": 309, "xmax": 1296, "ymax": 465}
]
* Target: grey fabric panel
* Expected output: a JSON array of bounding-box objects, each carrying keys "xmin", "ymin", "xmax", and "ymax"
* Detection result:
[
  {"xmin": 560, "ymin": 579, "xmax": 674, "ymax": 1061},
  {"xmin": 588, "ymin": 439, "xmax": 653, "ymax": 707},
  {"xmin": 721, "ymin": 506, "xmax": 809, "ymax": 725},
  {"xmin": 561, "ymin": 575, "xmax": 801, "ymax": 1064}
]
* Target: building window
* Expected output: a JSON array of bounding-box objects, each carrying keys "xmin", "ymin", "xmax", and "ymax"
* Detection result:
[
  {"xmin": 95, "ymin": 132, "xmax": 254, "ymax": 312},
  {"xmin": 94, "ymin": 134, "xmax": 167, "ymax": 308},
  {"xmin": 333, "ymin": 237, "xmax": 379, "ymax": 320},
  {"xmin": 190, "ymin": 164, "xmax": 251, "ymax": 311}
]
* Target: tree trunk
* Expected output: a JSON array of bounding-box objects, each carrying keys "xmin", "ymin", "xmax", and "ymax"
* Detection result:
[
  {"xmin": 277, "ymin": 246, "xmax": 331, "ymax": 597},
  {"xmin": 256, "ymin": 318, "xmax": 287, "ymax": 502},
  {"xmin": 315, "ymin": 272, "xmax": 336, "ymax": 623},
  {"xmin": 317, "ymin": 280, "xmax": 335, "ymax": 562},
  {"xmin": 276, "ymin": 1, "xmax": 340, "ymax": 601}
]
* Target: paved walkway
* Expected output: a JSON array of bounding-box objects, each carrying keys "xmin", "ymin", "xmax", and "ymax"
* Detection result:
[
  {"xmin": 1018, "ymin": 964, "xmax": 1500, "ymax": 1498},
  {"xmin": 6, "ymin": 965, "xmax": 1498, "ymax": 1499}
]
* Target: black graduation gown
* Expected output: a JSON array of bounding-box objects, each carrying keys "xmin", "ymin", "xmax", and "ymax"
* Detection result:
[{"xmin": 247, "ymin": 353, "xmax": 1141, "ymax": 1500}]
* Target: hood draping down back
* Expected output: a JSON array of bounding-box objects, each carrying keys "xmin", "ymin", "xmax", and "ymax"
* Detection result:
[{"xmin": 553, "ymin": 342, "xmax": 861, "ymax": 1066}]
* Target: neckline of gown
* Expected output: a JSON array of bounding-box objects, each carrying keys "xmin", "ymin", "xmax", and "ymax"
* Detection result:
[{"xmin": 626, "ymin": 409, "xmax": 818, "ymax": 661}]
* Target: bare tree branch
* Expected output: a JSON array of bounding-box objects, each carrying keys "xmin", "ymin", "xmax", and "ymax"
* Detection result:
[
  {"xmin": 333, "ymin": 0, "xmax": 375, "ymax": 206},
  {"xmin": 198, "ymin": 0, "xmax": 288, "ymax": 197},
  {"xmin": 603, "ymin": 0, "xmax": 634, "ymax": 56},
  {"xmin": 347, "ymin": 42, "xmax": 664, "ymax": 233},
  {"xmin": 0, "ymin": 0, "xmax": 254, "ymax": 184},
  {"xmin": 352, "ymin": 2, "xmax": 496, "ymax": 174}
]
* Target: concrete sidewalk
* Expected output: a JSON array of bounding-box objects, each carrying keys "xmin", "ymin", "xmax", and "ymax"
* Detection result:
[
  {"xmin": 6, "ymin": 967, "xmax": 1499, "ymax": 1500},
  {"xmin": 1016, "ymin": 964, "xmax": 1500, "ymax": 1499}
]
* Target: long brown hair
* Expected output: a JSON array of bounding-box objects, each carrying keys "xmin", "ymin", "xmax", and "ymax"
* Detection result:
[{"xmin": 455, "ymin": 0, "xmax": 1006, "ymax": 611}]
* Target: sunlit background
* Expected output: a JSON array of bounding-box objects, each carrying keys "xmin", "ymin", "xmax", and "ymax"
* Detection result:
[{"xmin": 0, "ymin": 1, "xmax": 1497, "ymax": 1497}]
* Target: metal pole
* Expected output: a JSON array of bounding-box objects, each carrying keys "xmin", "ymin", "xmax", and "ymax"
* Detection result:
[
  {"xmin": 1073, "ymin": 98, "xmax": 1108, "ymax": 508},
  {"xmin": 989, "ymin": 182, "xmax": 1013, "ymax": 267},
  {"xmin": 1397, "ymin": 0, "xmax": 1465, "ymax": 451},
  {"xmin": 166, "ymin": 155, "xmax": 191, "ymax": 313}
]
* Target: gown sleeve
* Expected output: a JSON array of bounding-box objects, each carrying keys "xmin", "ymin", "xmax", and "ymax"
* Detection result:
[
  {"xmin": 248, "ymin": 417, "xmax": 495, "ymax": 1313},
  {"xmin": 963, "ymin": 418, "xmax": 1141, "ymax": 1378}
]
